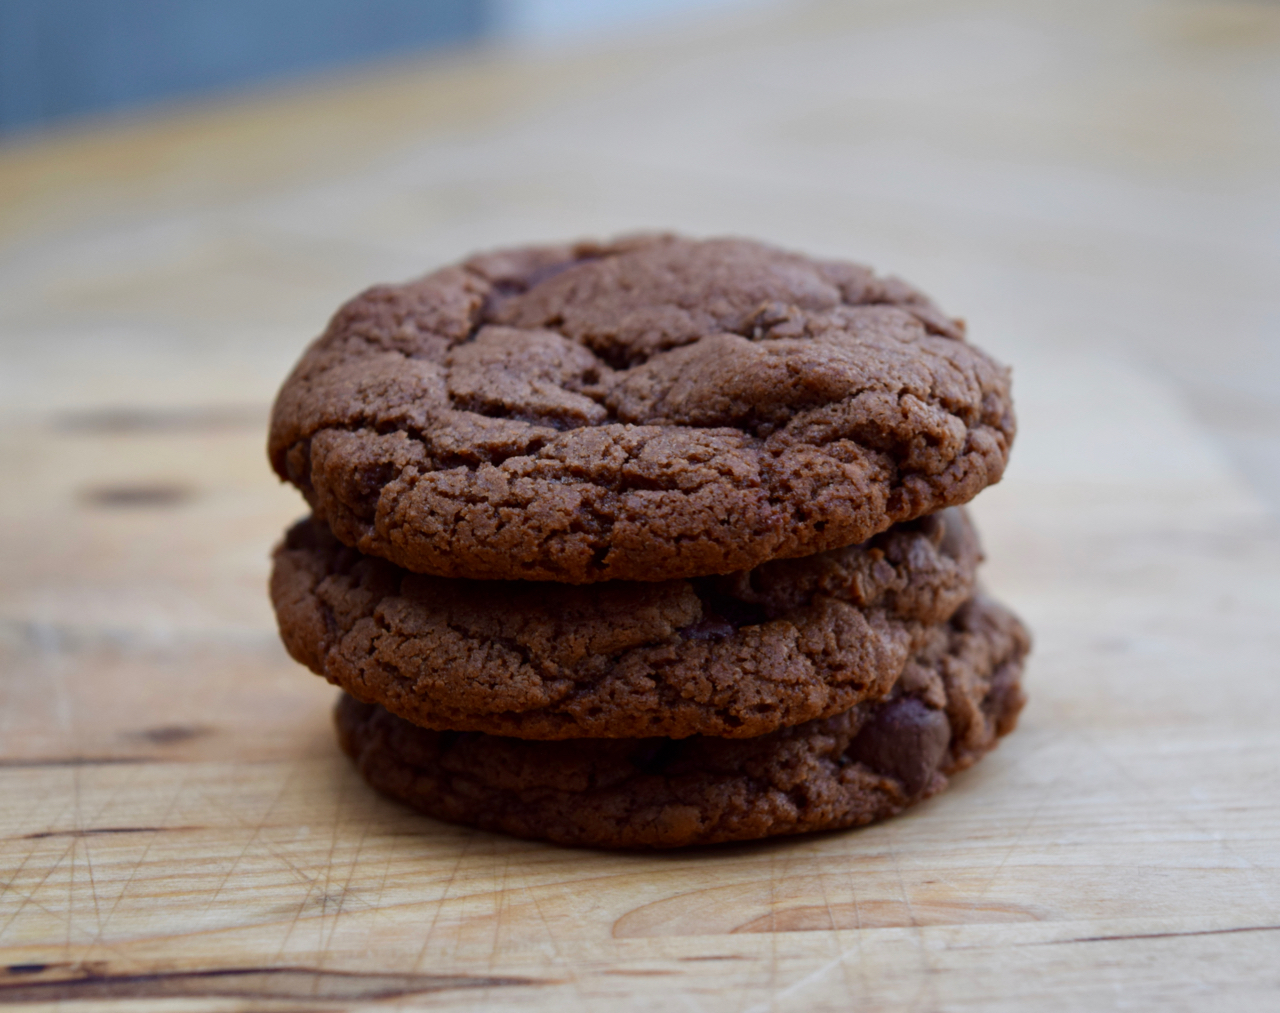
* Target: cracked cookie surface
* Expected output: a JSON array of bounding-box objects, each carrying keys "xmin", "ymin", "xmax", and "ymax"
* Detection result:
[
  {"xmin": 269, "ymin": 235, "xmax": 1015, "ymax": 583},
  {"xmin": 273, "ymin": 508, "xmax": 981, "ymax": 739},
  {"xmin": 334, "ymin": 595, "xmax": 1029, "ymax": 849}
]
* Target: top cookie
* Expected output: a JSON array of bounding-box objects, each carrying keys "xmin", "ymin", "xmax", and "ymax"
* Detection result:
[{"xmin": 269, "ymin": 235, "xmax": 1015, "ymax": 583}]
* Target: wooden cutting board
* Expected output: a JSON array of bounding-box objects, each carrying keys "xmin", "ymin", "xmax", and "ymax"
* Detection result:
[
  {"xmin": 3, "ymin": 339, "xmax": 1278, "ymax": 1011},
  {"xmin": 2, "ymin": 2, "xmax": 1279, "ymax": 1008}
]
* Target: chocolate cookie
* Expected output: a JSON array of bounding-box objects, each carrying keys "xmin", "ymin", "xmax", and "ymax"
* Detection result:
[
  {"xmin": 269, "ymin": 235, "xmax": 1015, "ymax": 583},
  {"xmin": 334, "ymin": 595, "xmax": 1029, "ymax": 849},
  {"xmin": 272, "ymin": 507, "xmax": 982, "ymax": 740}
]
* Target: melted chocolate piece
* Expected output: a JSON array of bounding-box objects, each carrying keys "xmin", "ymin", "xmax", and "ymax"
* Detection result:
[
  {"xmin": 679, "ymin": 616, "xmax": 738, "ymax": 641},
  {"xmin": 848, "ymin": 697, "xmax": 950, "ymax": 796},
  {"xmin": 680, "ymin": 583, "xmax": 769, "ymax": 640}
]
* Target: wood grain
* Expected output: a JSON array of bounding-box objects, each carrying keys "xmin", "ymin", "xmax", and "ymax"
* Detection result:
[{"xmin": 2, "ymin": 0, "xmax": 1279, "ymax": 1009}]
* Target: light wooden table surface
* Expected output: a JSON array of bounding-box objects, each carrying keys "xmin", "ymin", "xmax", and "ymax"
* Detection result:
[{"xmin": 2, "ymin": 1, "xmax": 1278, "ymax": 1009}]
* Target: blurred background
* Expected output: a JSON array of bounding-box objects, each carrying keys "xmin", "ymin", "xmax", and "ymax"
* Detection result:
[
  {"xmin": 3, "ymin": 0, "xmax": 1277, "ymax": 496},
  {"xmin": 1, "ymin": 0, "xmax": 1278, "ymax": 737},
  {"xmin": 0, "ymin": 0, "xmax": 758, "ymax": 134}
]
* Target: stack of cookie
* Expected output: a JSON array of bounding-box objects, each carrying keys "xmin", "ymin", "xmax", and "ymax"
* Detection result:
[{"xmin": 268, "ymin": 236, "xmax": 1030, "ymax": 849}]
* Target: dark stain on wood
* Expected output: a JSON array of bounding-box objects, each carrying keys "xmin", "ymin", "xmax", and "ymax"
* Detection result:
[
  {"xmin": 0, "ymin": 966, "xmax": 547, "ymax": 1004},
  {"xmin": 20, "ymin": 826, "xmax": 203, "ymax": 840},
  {"xmin": 1036, "ymin": 924, "xmax": 1280, "ymax": 947},
  {"xmin": 0, "ymin": 757, "xmax": 158, "ymax": 769},
  {"xmin": 54, "ymin": 405, "xmax": 268, "ymax": 435},
  {"xmin": 125, "ymin": 724, "xmax": 212, "ymax": 745},
  {"xmin": 78, "ymin": 483, "xmax": 193, "ymax": 508}
]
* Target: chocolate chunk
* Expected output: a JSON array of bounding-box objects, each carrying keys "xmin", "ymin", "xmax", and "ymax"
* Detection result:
[
  {"xmin": 848, "ymin": 696, "xmax": 951, "ymax": 795},
  {"xmin": 678, "ymin": 615, "xmax": 738, "ymax": 641}
]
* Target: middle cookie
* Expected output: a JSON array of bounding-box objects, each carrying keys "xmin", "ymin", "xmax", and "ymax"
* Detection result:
[{"xmin": 272, "ymin": 507, "xmax": 981, "ymax": 740}]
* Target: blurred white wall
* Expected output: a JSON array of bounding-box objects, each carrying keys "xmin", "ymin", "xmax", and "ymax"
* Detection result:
[{"xmin": 491, "ymin": 0, "xmax": 770, "ymax": 44}]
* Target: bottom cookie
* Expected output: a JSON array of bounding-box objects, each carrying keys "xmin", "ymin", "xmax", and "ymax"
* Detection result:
[{"xmin": 336, "ymin": 596, "xmax": 1029, "ymax": 849}]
